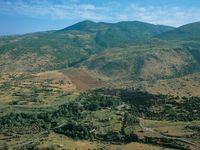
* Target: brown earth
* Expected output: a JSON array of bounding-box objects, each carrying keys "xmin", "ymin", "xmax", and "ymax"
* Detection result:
[{"xmin": 62, "ymin": 68, "xmax": 103, "ymax": 91}]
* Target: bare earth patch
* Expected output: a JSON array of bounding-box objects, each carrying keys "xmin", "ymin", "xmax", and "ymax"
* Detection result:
[{"xmin": 62, "ymin": 68, "xmax": 103, "ymax": 91}]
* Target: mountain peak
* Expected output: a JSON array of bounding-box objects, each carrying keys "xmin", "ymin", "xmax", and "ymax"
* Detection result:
[
  {"xmin": 61, "ymin": 20, "xmax": 99, "ymax": 32},
  {"xmin": 60, "ymin": 20, "xmax": 174, "ymax": 34},
  {"xmin": 80, "ymin": 20, "xmax": 95, "ymax": 24}
]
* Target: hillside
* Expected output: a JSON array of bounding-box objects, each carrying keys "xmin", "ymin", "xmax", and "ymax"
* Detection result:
[
  {"xmin": 76, "ymin": 21, "xmax": 200, "ymax": 82},
  {"xmin": 61, "ymin": 20, "xmax": 111, "ymax": 33},
  {"xmin": 79, "ymin": 44, "xmax": 200, "ymax": 81},
  {"xmin": 1, "ymin": 20, "xmax": 200, "ymax": 88},
  {"xmin": 157, "ymin": 21, "xmax": 200, "ymax": 41},
  {"xmin": 0, "ymin": 29, "xmax": 97, "ymax": 72},
  {"xmin": 0, "ymin": 20, "xmax": 174, "ymax": 72},
  {"xmin": 95, "ymin": 21, "xmax": 174, "ymax": 47}
]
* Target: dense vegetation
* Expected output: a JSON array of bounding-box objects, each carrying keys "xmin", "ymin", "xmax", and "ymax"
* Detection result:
[
  {"xmin": 1, "ymin": 88, "xmax": 200, "ymax": 145},
  {"xmin": 87, "ymin": 88, "xmax": 200, "ymax": 121},
  {"xmin": 158, "ymin": 22, "xmax": 200, "ymax": 41},
  {"xmin": 54, "ymin": 121, "xmax": 95, "ymax": 140}
]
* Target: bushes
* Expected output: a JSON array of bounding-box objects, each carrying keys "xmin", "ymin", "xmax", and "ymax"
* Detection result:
[
  {"xmin": 83, "ymin": 97, "xmax": 121, "ymax": 111},
  {"xmin": 54, "ymin": 102, "xmax": 83, "ymax": 119},
  {"xmin": 80, "ymin": 91, "xmax": 122, "ymax": 111},
  {"xmin": 185, "ymin": 125, "xmax": 200, "ymax": 132},
  {"xmin": 54, "ymin": 121, "xmax": 95, "ymax": 140},
  {"xmin": 85, "ymin": 88, "xmax": 200, "ymax": 121},
  {"xmin": 0, "ymin": 101, "xmax": 84, "ymax": 130},
  {"xmin": 97, "ymin": 131, "xmax": 138, "ymax": 143},
  {"xmin": 0, "ymin": 112, "xmax": 52, "ymax": 129}
]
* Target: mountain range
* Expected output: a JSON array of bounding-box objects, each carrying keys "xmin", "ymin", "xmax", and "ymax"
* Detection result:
[
  {"xmin": 0, "ymin": 20, "xmax": 200, "ymax": 84},
  {"xmin": 2, "ymin": 19, "xmax": 200, "ymax": 150}
]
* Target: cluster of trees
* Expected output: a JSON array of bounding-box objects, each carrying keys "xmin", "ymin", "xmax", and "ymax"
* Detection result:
[
  {"xmin": 2, "ymin": 88, "xmax": 200, "ymax": 144},
  {"xmin": 79, "ymin": 91, "xmax": 121, "ymax": 111},
  {"xmin": 0, "ymin": 101, "xmax": 84, "ymax": 130},
  {"xmin": 54, "ymin": 121, "xmax": 95, "ymax": 140},
  {"xmin": 127, "ymin": 95, "xmax": 200, "ymax": 121},
  {"xmin": 86, "ymin": 88, "xmax": 165, "ymax": 105},
  {"xmin": 121, "ymin": 113, "xmax": 139, "ymax": 135},
  {"xmin": 97, "ymin": 131, "xmax": 138, "ymax": 144},
  {"xmin": 53, "ymin": 102, "xmax": 83, "ymax": 119},
  {"xmin": 84, "ymin": 88, "xmax": 200, "ymax": 121},
  {"xmin": 0, "ymin": 112, "xmax": 52, "ymax": 129}
]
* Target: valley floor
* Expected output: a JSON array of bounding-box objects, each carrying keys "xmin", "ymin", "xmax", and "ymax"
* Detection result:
[{"xmin": 1, "ymin": 69, "xmax": 200, "ymax": 150}]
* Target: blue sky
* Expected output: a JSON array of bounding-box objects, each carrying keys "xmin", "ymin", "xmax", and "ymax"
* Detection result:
[{"xmin": 0, "ymin": 0, "xmax": 200, "ymax": 35}]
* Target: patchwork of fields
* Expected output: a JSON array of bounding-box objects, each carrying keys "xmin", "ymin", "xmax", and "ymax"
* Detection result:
[{"xmin": 1, "ymin": 71, "xmax": 200, "ymax": 149}]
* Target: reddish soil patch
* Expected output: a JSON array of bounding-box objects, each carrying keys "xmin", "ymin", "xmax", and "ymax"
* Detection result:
[{"xmin": 62, "ymin": 69, "xmax": 102, "ymax": 91}]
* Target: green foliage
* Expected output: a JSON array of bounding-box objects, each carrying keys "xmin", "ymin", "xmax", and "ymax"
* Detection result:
[
  {"xmin": 81, "ymin": 88, "xmax": 200, "ymax": 121},
  {"xmin": 62, "ymin": 20, "xmax": 110, "ymax": 33},
  {"xmin": 54, "ymin": 101, "xmax": 83, "ymax": 119},
  {"xmin": 54, "ymin": 121, "xmax": 95, "ymax": 140},
  {"xmin": 95, "ymin": 21, "xmax": 174, "ymax": 47},
  {"xmin": 79, "ymin": 91, "xmax": 122, "ymax": 111},
  {"xmin": 0, "ymin": 112, "xmax": 52, "ymax": 129},
  {"xmin": 158, "ymin": 22, "xmax": 200, "ymax": 41},
  {"xmin": 121, "ymin": 113, "xmax": 139, "ymax": 135},
  {"xmin": 1, "ymin": 88, "xmax": 200, "ymax": 146}
]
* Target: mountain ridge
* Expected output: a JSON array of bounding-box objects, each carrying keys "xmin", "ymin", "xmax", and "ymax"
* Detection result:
[
  {"xmin": 157, "ymin": 21, "xmax": 200, "ymax": 41},
  {"xmin": 0, "ymin": 20, "xmax": 200, "ymax": 83},
  {"xmin": 0, "ymin": 20, "xmax": 175, "ymax": 72}
]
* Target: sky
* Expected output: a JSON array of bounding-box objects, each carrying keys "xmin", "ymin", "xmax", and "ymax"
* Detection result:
[{"xmin": 0, "ymin": 0, "xmax": 200, "ymax": 35}]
